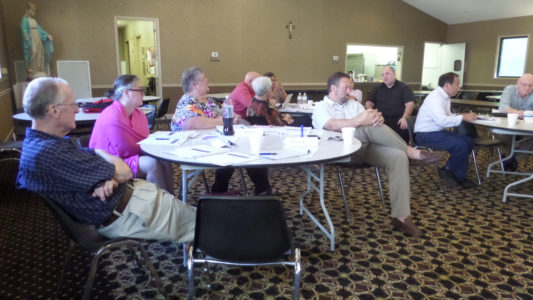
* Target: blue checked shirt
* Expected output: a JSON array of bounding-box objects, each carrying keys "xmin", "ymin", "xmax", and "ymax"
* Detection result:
[{"xmin": 17, "ymin": 128, "xmax": 125, "ymax": 225}]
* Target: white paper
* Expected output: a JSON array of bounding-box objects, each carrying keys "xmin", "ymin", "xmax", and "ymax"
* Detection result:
[
  {"xmin": 166, "ymin": 144, "xmax": 229, "ymax": 158},
  {"xmin": 199, "ymin": 152, "xmax": 259, "ymax": 166}
]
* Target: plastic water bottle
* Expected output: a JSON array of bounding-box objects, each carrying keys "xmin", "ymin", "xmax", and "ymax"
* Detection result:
[
  {"xmin": 303, "ymin": 92, "xmax": 308, "ymax": 102},
  {"xmin": 222, "ymin": 96, "xmax": 234, "ymax": 136},
  {"xmin": 297, "ymin": 93, "xmax": 302, "ymax": 105}
]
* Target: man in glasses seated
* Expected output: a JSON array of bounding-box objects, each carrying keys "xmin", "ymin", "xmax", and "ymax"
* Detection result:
[{"xmin": 17, "ymin": 77, "xmax": 196, "ymax": 243}]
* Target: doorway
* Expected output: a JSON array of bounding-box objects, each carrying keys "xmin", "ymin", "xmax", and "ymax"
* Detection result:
[
  {"xmin": 345, "ymin": 44, "xmax": 403, "ymax": 82},
  {"xmin": 421, "ymin": 42, "xmax": 466, "ymax": 89},
  {"xmin": 114, "ymin": 17, "xmax": 162, "ymax": 96}
]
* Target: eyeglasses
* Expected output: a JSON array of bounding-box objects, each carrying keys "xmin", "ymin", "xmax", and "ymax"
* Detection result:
[
  {"xmin": 127, "ymin": 88, "xmax": 145, "ymax": 95},
  {"xmin": 55, "ymin": 102, "xmax": 79, "ymax": 108}
]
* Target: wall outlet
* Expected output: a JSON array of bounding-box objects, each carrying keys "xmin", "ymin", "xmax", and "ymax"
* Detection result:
[
  {"xmin": 211, "ymin": 51, "xmax": 219, "ymax": 58},
  {"xmin": 332, "ymin": 55, "xmax": 339, "ymax": 64}
]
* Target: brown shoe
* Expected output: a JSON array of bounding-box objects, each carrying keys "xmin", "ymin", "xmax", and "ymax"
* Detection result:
[
  {"xmin": 391, "ymin": 217, "xmax": 422, "ymax": 237},
  {"xmin": 410, "ymin": 150, "xmax": 444, "ymax": 166}
]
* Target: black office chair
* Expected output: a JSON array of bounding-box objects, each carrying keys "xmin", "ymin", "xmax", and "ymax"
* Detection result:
[
  {"xmin": 42, "ymin": 197, "xmax": 165, "ymax": 300},
  {"xmin": 407, "ymin": 116, "xmax": 444, "ymax": 190},
  {"xmin": 187, "ymin": 196, "xmax": 301, "ymax": 300}
]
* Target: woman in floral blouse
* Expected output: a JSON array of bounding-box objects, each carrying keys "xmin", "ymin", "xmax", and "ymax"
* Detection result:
[{"xmin": 170, "ymin": 67, "xmax": 275, "ymax": 195}]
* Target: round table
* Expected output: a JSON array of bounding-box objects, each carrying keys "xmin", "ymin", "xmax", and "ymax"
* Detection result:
[{"xmin": 141, "ymin": 127, "xmax": 361, "ymax": 251}]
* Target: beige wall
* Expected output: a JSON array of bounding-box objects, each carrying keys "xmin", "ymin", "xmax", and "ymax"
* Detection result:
[
  {"xmin": 0, "ymin": 1, "xmax": 15, "ymax": 140},
  {"xmin": 1, "ymin": 0, "xmax": 446, "ymax": 87},
  {"xmin": 448, "ymin": 15, "xmax": 533, "ymax": 88}
]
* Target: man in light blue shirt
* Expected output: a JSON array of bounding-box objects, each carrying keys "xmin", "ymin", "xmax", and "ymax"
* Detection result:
[
  {"xmin": 414, "ymin": 72, "xmax": 478, "ymax": 188},
  {"xmin": 498, "ymin": 73, "xmax": 533, "ymax": 117}
]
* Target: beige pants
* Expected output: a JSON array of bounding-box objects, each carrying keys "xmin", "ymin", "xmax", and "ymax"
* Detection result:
[
  {"xmin": 98, "ymin": 179, "xmax": 196, "ymax": 243},
  {"xmin": 351, "ymin": 125, "xmax": 411, "ymax": 218}
]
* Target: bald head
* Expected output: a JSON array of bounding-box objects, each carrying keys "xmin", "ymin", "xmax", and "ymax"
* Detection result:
[
  {"xmin": 244, "ymin": 71, "xmax": 260, "ymax": 87},
  {"xmin": 517, "ymin": 73, "xmax": 533, "ymax": 98},
  {"xmin": 381, "ymin": 66, "xmax": 397, "ymax": 88}
]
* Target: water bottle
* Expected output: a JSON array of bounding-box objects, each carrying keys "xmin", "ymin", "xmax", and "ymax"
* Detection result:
[
  {"xmin": 303, "ymin": 92, "xmax": 308, "ymax": 102},
  {"xmin": 222, "ymin": 96, "xmax": 234, "ymax": 136},
  {"xmin": 297, "ymin": 93, "xmax": 302, "ymax": 105}
]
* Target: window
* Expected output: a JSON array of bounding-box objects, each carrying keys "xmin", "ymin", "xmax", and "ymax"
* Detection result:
[{"xmin": 496, "ymin": 35, "xmax": 529, "ymax": 78}]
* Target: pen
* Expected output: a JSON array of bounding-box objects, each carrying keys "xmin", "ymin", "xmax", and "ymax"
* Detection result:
[
  {"xmin": 192, "ymin": 148, "xmax": 210, "ymax": 153},
  {"xmin": 168, "ymin": 131, "xmax": 176, "ymax": 136},
  {"xmin": 300, "ymin": 125, "xmax": 304, "ymax": 137},
  {"xmin": 171, "ymin": 138, "xmax": 180, "ymax": 144},
  {"xmin": 260, "ymin": 153, "xmax": 277, "ymax": 155},
  {"xmin": 155, "ymin": 138, "xmax": 169, "ymax": 140},
  {"xmin": 228, "ymin": 153, "xmax": 249, "ymax": 158}
]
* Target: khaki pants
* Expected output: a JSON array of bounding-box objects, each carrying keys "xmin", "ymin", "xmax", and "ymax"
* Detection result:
[
  {"xmin": 351, "ymin": 125, "xmax": 411, "ymax": 218},
  {"xmin": 98, "ymin": 179, "xmax": 196, "ymax": 243}
]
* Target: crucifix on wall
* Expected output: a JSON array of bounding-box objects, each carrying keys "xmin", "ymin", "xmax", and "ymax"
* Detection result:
[{"xmin": 286, "ymin": 21, "xmax": 295, "ymax": 39}]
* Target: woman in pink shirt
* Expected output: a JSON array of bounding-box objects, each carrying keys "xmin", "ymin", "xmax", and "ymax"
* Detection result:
[{"xmin": 89, "ymin": 75, "xmax": 174, "ymax": 193}]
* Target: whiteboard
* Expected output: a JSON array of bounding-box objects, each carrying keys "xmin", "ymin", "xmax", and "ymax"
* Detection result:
[{"xmin": 57, "ymin": 60, "xmax": 92, "ymax": 98}]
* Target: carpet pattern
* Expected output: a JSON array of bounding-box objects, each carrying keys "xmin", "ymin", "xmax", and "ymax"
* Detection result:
[{"xmin": 1, "ymin": 148, "xmax": 533, "ymax": 299}]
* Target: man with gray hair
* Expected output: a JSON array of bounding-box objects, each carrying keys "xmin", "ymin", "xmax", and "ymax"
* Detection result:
[{"xmin": 17, "ymin": 77, "xmax": 196, "ymax": 242}]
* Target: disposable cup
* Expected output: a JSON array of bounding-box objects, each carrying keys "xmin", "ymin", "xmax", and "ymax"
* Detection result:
[
  {"xmin": 507, "ymin": 113, "xmax": 519, "ymax": 126},
  {"xmin": 249, "ymin": 129, "xmax": 263, "ymax": 154},
  {"xmin": 341, "ymin": 127, "xmax": 355, "ymax": 146}
]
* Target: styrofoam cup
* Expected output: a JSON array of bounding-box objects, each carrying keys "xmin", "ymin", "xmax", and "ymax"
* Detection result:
[{"xmin": 341, "ymin": 127, "xmax": 355, "ymax": 146}]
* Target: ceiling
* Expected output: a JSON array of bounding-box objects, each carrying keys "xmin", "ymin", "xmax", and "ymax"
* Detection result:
[{"xmin": 402, "ymin": 0, "xmax": 533, "ymax": 25}]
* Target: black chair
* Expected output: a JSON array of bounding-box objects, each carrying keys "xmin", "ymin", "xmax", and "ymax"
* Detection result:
[
  {"xmin": 248, "ymin": 115, "xmax": 269, "ymax": 126},
  {"xmin": 143, "ymin": 104, "xmax": 157, "ymax": 131},
  {"xmin": 187, "ymin": 196, "xmax": 301, "ymax": 300},
  {"xmin": 42, "ymin": 197, "xmax": 165, "ymax": 299},
  {"xmin": 76, "ymin": 135, "xmax": 91, "ymax": 148},
  {"xmin": 0, "ymin": 148, "xmax": 21, "ymax": 191},
  {"xmin": 154, "ymin": 98, "xmax": 170, "ymax": 130},
  {"xmin": 456, "ymin": 122, "xmax": 505, "ymax": 185},
  {"xmin": 333, "ymin": 161, "xmax": 385, "ymax": 222},
  {"xmin": 407, "ymin": 116, "xmax": 444, "ymax": 190}
]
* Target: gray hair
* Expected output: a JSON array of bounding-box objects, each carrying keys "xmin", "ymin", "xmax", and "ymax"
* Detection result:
[
  {"xmin": 23, "ymin": 77, "xmax": 68, "ymax": 119},
  {"xmin": 181, "ymin": 67, "xmax": 204, "ymax": 93},
  {"xmin": 107, "ymin": 74, "xmax": 139, "ymax": 100},
  {"xmin": 251, "ymin": 76, "xmax": 272, "ymax": 97}
]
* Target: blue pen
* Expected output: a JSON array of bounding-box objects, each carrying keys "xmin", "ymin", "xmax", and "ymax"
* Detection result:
[
  {"xmin": 260, "ymin": 153, "xmax": 277, "ymax": 155},
  {"xmin": 300, "ymin": 125, "xmax": 304, "ymax": 137},
  {"xmin": 155, "ymin": 138, "xmax": 169, "ymax": 140}
]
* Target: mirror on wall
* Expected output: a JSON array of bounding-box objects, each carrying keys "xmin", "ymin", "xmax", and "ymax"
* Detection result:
[{"xmin": 345, "ymin": 44, "xmax": 403, "ymax": 82}]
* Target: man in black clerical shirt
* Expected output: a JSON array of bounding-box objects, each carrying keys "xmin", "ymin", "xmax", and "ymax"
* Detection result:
[{"xmin": 366, "ymin": 66, "xmax": 415, "ymax": 143}]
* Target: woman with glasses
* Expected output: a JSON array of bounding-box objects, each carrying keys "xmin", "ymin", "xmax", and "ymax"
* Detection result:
[{"xmin": 90, "ymin": 74, "xmax": 174, "ymax": 193}]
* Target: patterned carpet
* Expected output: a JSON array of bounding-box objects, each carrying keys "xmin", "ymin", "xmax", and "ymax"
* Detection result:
[{"xmin": 1, "ymin": 148, "xmax": 533, "ymax": 299}]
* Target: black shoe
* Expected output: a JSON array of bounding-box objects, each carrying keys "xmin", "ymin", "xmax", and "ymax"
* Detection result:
[
  {"xmin": 438, "ymin": 167, "xmax": 457, "ymax": 185},
  {"xmin": 503, "ymin": 156, "xmax": 517, "ymax": 171},
  {"xmin": 457, "ymin": 178, "xmax": 476, "ymax": 189}
]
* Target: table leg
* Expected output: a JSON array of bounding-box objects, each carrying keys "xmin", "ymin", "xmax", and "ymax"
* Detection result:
[
  {"xmin": 502, "ymin": 174, "xmax": 533, "ymax": 203},
  {"xmin": 299, "ymin": 164, "xmax": 335, "ymax": 252}
]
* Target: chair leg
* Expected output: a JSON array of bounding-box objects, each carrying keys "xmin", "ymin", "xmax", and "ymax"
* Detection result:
[
  {"xmin": 187, "ymin": 245, "xmax": 195, "ymax": 300},
  {"xmin": 201, "ymin": 170, "xmax": 210, "ymax": 193},
  {"xmin": 335, "ymin": 166, "xmax": 350, "ymax": 222},
  {"xmin": 56, "ymin": 239, "xmax": 76, "ymax": 298},
  {"xmin": 471, "ymin": 149, "xmax": 482, "ymax": 185},
  {"xmin": 375, "ymin": 168, "xmax": 385, "ymax": 210},
  {"xmin": 238, "ymin": 168, "xmax": 248, "ymax": 196},
  {"xmin": 293, "ymin": 248, "xmax": 301, "ymax": 300},
  {"xmin": 83, "ymin": 252, "xmax": 104, "ymax": 300},
  {"xmin": 134, "ymin": 244, "xmax": 165, "ymax": 296},
  {"xmin": 434, "ymin": 163, "xmax": 445, "ymax": 192}
]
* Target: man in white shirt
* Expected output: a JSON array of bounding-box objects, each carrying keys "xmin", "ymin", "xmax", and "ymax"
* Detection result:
[
  {"xmin": 414, "ymin": 72, "xmax": 478, "ymax": 188},
  {"xmin": 313, "ymin": 72, "xmax": 443, "ymax": 237}
]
